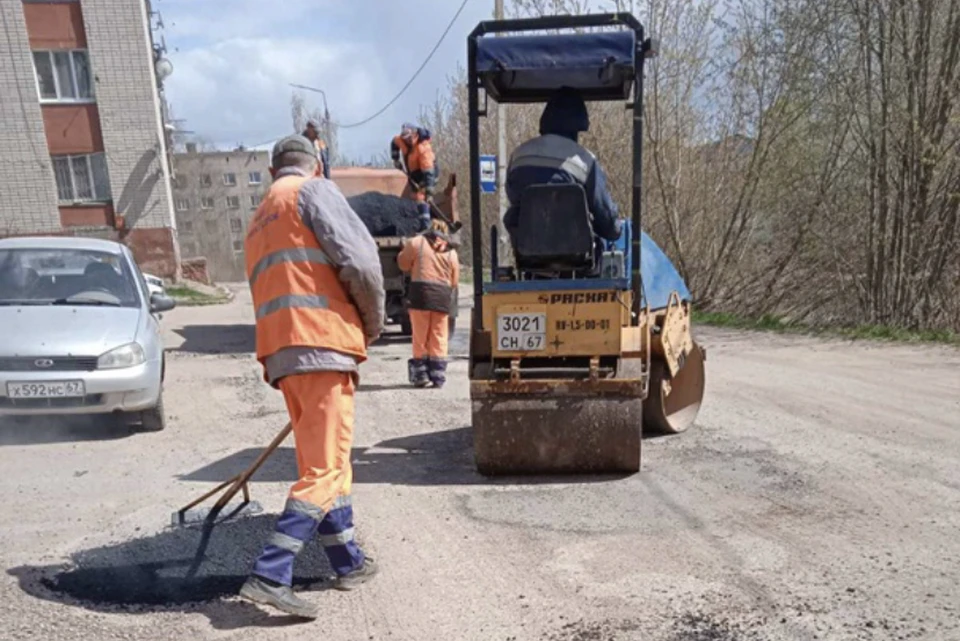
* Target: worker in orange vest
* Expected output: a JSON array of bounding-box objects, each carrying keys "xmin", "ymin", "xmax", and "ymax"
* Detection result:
[
  {"xmin": 240, "ymin": 134, "xmax": 384, "ymax": 618},
  {"xmin": 397, "ymin": 219, "xmax": 459, "ymax": 387},
  {"xmin": 302, "ymin": 119, "xmax": 331, "ymax": 179},
  {"xmin": 391, "ymin": 123, "xmax": 437, "ymax": 232}
]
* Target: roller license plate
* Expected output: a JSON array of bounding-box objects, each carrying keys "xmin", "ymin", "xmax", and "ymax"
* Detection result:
[
  {"xmin": 6, "ymin": 381, "xmax": 85, "ymax": 399},
  {"xmin": 497, "ymin": 312, "xmax": 547, "ymax": 351}
]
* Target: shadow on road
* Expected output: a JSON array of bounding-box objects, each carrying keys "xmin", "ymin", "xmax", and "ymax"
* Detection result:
[
  {"xmin": 173, "ymin": 325, "xmax": 255, "ymax": 355},
  {"xmin": 356, "ymin": 382, "xmax": 414, "ymax": 392},
  {"xmin": 7, "ymin": 513, "xmax": 334, "ymax": 627},
  {"xmin": 371, "ymin": 329, "xmax": 412, "ymax": 347},
  {"xmin": 177, "ymin": 426, "xmax": 631, "ymax": 487},
  {"xmin": 0, "ymin": 415, "xmax": 132, "ymax": 446}
]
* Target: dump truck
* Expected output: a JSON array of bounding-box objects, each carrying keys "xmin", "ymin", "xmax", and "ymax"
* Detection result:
[
  {"xmin": 331, "ymin": 167, "xmax": 460, "ymax": 335},
  {"xmin": 466, "ymin": 13, "xmax": 706, "ymax": 475}
]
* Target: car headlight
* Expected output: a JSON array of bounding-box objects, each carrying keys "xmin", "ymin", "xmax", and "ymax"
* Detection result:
[{"xmin": 98, "ymin": 343, "xmax": 146, "ymax": 369}]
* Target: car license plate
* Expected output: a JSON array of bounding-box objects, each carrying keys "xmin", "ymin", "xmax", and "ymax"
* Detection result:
[
  {"xmin": 497, "ymin": 312, "xmax": 547, "ymax": 351},
  {"xmin": 6, "ymin": 381, "xmax": 85, "ymax": 399}
]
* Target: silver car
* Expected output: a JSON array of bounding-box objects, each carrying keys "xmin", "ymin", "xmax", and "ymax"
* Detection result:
[
  {"xmin": 143, "ymin": 272, "xmax": 165, "ymax": 297},
  {"xmin": 0, "ymin": 236, "xmax": 176, "ymax": 431}
]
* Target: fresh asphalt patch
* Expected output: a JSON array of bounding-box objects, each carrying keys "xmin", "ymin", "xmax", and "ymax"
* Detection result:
[{"xmin": 9, "ymin": 514, "xmax": 336, "ymax": 611}]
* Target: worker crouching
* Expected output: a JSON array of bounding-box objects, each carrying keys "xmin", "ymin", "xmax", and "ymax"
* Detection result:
[
  {"xmin": 240, "ymin": 134, "xmax": 385, "ymax": 618},
  {"xmin": 398, "ymin": 220, "xmax": 459, "ymax": 388}
]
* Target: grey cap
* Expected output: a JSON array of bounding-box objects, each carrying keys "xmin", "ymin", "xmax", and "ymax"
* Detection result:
[
  {"xmin": 305, "ymin": 118, "xmax": 321, "ymax": 129},
  {"xmin": 271, "ymin": 134, "xmax": 314, "ymax": 161}
]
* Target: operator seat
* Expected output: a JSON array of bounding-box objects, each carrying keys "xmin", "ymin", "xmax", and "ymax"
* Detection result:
[{"xmin": 512, "ymin": 183, "xmax": 595, "ymax": 276}]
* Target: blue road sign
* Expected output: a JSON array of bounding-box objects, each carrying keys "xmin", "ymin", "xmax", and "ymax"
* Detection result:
[{"xmin": 479, "ymin": 154, "xmax": 497, "ymax": 193}]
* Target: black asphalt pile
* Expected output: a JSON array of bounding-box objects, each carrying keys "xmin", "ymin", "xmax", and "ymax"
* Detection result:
[
  {"xmin": 347, "ymin": 191, "xmax": 421, "ymax": 237},
  {"xmin": 20, "ymin": 514, "xmax": 335, "ymax": 608}
]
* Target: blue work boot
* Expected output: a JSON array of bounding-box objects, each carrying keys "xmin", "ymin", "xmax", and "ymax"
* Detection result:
[
  {"xmin": 426, "ymin": 358, "xmax": 447, "ymax": 388},
  {"xmin": 408, "ymin": 358, "xmax": 429, "ymax": 387},
  {"xmin": 241, "ymin": 498, "xmax": 321, "ymax": 616}
]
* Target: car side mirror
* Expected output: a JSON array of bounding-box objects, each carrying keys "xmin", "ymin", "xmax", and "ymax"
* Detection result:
[{"xmin": 150, "ymin": 293, "xmax": 176, "ymax": 313}]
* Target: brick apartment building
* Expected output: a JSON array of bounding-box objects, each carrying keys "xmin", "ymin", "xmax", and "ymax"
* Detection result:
[
  {"xmin": 0, "ymin": 0, "xmax": 180, "ymax": 278},
  {"xmin": 171, "ymin": 144, "xmax": 271, "ymax": 282}
]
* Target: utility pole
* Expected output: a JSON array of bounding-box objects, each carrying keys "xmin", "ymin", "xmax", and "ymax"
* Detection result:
[{"xmin": 495, "ymin": 0, "xmax": 510, "ymax": 264}]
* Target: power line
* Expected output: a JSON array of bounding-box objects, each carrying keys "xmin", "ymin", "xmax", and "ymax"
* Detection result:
[
  {"xmin": 340, "ymin": 0, "xmax": 472, "ymax": 128},
  {"xmin": 251, "ymin": 0, "xmax": 472, "ymax": 148}
]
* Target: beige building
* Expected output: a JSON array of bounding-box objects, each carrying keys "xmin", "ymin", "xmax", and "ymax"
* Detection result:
[
  {"xmin": 171, "ymin": 145, "xmax": 271, "ymax": 282},
  {"xmin": 0, "ymin": 0, "xmax": 180, "ymax": 277}
]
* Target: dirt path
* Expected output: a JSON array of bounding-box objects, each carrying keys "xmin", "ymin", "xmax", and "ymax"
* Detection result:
[{"xmin": 1, "ymin": 286, "xmax": 958, "ymax": 641}]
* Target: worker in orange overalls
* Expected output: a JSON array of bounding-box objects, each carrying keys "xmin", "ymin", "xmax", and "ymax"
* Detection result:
[
  {"xmin": 391, "ymin": 122, "xmax": 437, "ymax": 232},
  {"xmin": 397, "ymin": 219, "xmax": 459, "ymax": 388},
  {"xmin": 239, "ymin": 134, "xmax": 384, "ymax": 618},
  {"xmin": 302, "ymin": 118, "xmax": 331, "ymax": 179}
]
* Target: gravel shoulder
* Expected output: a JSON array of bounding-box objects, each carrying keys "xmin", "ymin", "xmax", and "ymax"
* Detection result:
[{"xmin": 1, "ymin": 286, "xmax": 958, "ymax": 641}]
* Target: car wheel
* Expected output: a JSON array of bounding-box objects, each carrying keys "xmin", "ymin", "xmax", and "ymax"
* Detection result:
[{"xmin": 137, "ymin": 392, "xmax": 167, "ymax": 432}]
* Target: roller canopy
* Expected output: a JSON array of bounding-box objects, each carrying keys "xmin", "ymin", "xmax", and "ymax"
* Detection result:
[
  {"xmin": 640, "ymin": 231, "xmax": 691, "ymax": 309},
  {"xmin": 475, "ymin": 31, "xmax": 637, "ymax": 103}
]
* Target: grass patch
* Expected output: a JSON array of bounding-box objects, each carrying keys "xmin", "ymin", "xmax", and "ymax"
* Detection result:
[
  {"xmin": 694, "ymin": 310, "xmax": 959, "ymax": 345},
  {"xmin": 166, "ymin": 285, "xmax": 229, "ymax": 306}
]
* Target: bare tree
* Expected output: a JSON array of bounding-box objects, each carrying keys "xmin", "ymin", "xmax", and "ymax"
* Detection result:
[{"xmin": 418, "ymin": 0, "xmax": 960, "ymax": 330}]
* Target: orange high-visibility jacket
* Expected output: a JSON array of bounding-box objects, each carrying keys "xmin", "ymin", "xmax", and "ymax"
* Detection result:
[
  {"xmin": 245, "ymin": 175, "xmax": 366, "ymax": 366},
  {"xmin": 398, "ymin": 234, "xmax": 459, "ymax": 313},
  {"xmin": 391, "ymin": 134, "xmax": 437, "ymax": 195}
]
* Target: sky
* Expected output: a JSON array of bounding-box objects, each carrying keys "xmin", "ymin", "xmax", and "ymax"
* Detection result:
[{"xmin": 157, "ymin": 0, "xmax": 495, "ymax": 161}]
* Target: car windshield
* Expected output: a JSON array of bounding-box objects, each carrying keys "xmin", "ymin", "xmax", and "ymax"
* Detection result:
[{"xmin": 0, "ymin": 248, "xmax": 142, "ymax": 308}]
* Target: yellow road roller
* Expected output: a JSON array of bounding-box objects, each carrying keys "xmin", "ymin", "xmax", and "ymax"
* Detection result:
[{"xmin": 465, "ymin": 13, "xmax": 706, "ymax": 475}]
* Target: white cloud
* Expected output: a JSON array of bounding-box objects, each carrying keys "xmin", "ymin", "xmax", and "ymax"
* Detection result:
[
  {"xmin": 159, "ymin": 0, "xmax": 494, "ymax": 159},
  {"xmin": 165, "ymin": 37, "xmax": 386, "ymax": 153},
  {"xmin": 160, "ymin": 0, "xmax": 326, "ymax": 41}
]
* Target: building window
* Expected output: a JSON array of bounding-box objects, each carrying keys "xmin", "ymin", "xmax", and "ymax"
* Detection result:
[
  {"xmin": 226, "ymin": 195, "xmax": 240, "ymax": 209},
  {"xmin": 223, "ymin": 172, "xmax": 237, "ymax": 186},
  {"xmin": 175, "ymin": 197, "xmax": 190, "ymax": 211},
  {"xmin": 200, "ymin": 196, "xmax": 214, "ymax": 209},
  {"xmin": 200, "ymin": 174, "xmax": 212, "ymax": 187},
  {"xmin": 249, "ymin": 194, "xmax": 260, "ymax": 209},
  {"xmin": 233, "ymin": 240, "xmax": 244, "ymax": 252},
  {"xmin": 248, "ymin": 171, "xmax": 262, "ymax": 185},
  {"xmin": 173, "ymin": 175, "xmax": 187, "ymax": 189},
  {"xmin": 180, "ymin": 220, "xmax": 193, "ymax": 232},
  {"xmin": 52, "ymin": 152, "xmax": 111, "ymax": 203},
  {"xmin": 32, "ymin": 50, "xmax": 93, "ymax": 102},
  {"xmin": 230, "ymin": 218, "xmax": 242, "ymax": 233}
]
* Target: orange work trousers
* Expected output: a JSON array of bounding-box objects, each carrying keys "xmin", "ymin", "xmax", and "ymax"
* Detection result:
[
  {"xmin": 409, "ymin": 309, "xmax": 449, "ymax": 359},
  {"xmin": 278, "ymin": 371, "xmax": 355, "ymax": 511}
]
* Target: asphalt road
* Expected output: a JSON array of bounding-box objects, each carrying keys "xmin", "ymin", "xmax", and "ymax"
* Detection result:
[{"xmin": 1, "ymin": 286, "xmax": 958, "ymax": 641}]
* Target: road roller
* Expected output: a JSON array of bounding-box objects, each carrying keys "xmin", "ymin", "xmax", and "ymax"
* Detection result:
[{"xmin": 466, "ymin": 13, "xmax": 706, "ymax": 475}]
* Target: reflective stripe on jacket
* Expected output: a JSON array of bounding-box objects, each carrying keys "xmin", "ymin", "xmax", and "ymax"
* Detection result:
[
  {"xmin": 509, "ymin": 133, "xmax": 593, "ymax": 183},
  {"xmin": 397, "ymin": 234, "xmax": 459, "ymax": 314},
  {"xmin": 505, "ymin": 133, "xmax": 621, "ymax": 241},
  {"xmin": 245, "ymin": 174, "xmax": 367, "ymax": 366}
]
